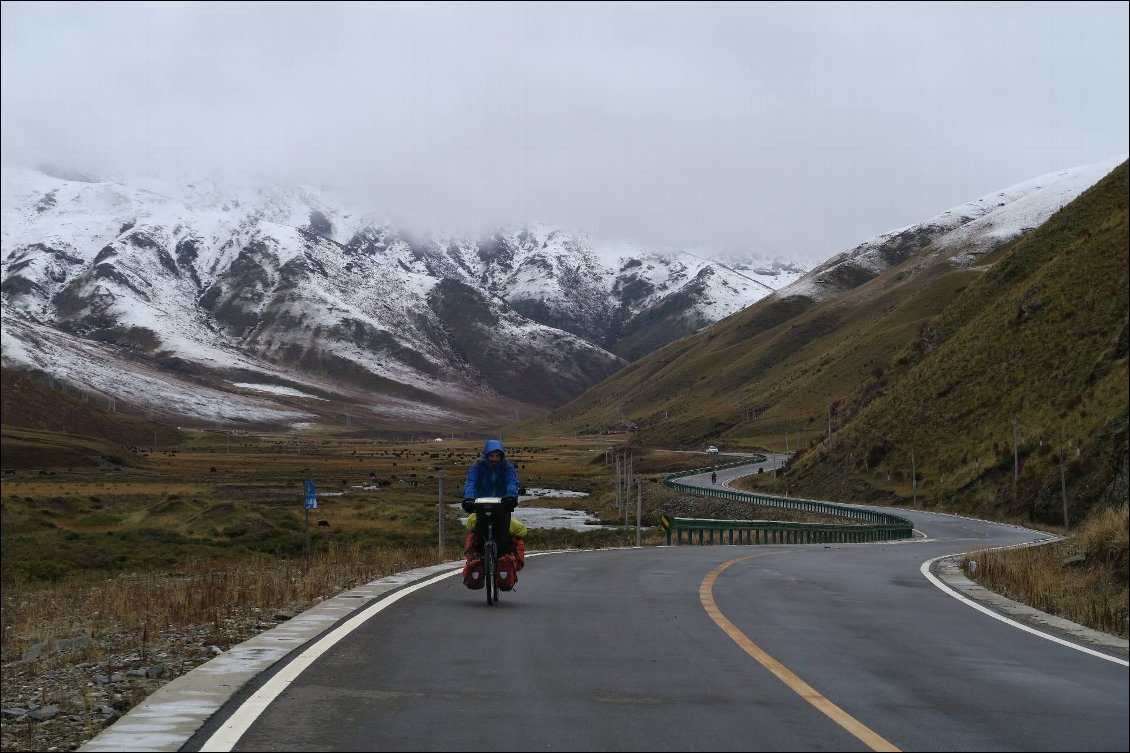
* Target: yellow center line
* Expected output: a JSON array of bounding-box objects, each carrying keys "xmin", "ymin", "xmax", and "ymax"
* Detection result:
[{"xmin": 701, "ymin": 552, "xmax": 901, "ymax": 753}]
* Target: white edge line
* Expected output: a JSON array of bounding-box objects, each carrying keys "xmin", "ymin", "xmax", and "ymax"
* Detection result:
[
  {"xmin": 920, "ymin": 553, "xmax": 1128, "ymax": 667},
  {"xmin": 201, "ymin": 550, "xmax": 572, "ymax": 751},
  {"xmin": 200, "ymin": 566, "xmax": 462, "ymax": 752}
]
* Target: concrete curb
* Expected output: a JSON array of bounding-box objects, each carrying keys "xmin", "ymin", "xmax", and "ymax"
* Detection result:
[
  {"xmin": 933, "ymin": 556, "xmax": 1129, "ymax": 656},
  {"xmin": 77, "ymin": 560, "xmax": 465, "ymax": 752}
]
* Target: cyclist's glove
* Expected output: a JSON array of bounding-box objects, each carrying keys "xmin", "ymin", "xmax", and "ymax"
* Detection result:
[
  {"xmin": 501, "ymin": 495, "xmax": 518, "ymax": 511},
  {"xmin": 461, "ymin": 498, "xmax": 475, "ymax": 513}
]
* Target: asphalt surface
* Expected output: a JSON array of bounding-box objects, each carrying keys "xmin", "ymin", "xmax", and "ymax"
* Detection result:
[{"xmin": 177, "ymin": 460, "xmax": 1128, "ymax": 752}]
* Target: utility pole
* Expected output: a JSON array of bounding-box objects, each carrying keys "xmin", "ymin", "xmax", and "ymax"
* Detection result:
[
  {"xmin": 911, "ymin": 449, "xmax": 917, "ymax": 505},
  {"xmin": 624, "ymin": 452, "xmax": 633, "ymax": 527},
  {"xmin": 614, "ymin": 453, "xmax": 621, "ymax": 513},
  {"xmin": 636, "ymin": 478, "xmax": 642, "ymax": 547},
  {"xmin": 1059, "ymin": 446, "xmax": 1069, "ymax": 530},
  {"xmin": 1012, "ymin": 418, "xmax": 1020, "ymax": 483}
]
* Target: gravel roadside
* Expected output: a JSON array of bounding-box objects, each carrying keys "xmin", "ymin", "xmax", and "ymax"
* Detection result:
[{"xmin": 1, "ymin": 602, "xmax": 312, "ymax": 752}]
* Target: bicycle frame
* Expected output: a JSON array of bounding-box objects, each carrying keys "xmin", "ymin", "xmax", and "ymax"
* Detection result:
[{"xmin": 474, "ymin": 497, "xmax": 502, "ymax": 605}]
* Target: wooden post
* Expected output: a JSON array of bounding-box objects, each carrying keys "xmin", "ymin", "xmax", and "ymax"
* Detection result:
[
  {"xmin": 636, "ymin": 479, "xmax": 642, "ymax": 546},
  {"xmin": 438, "ymin": 470, "xmax": 445, "ymax": 558}
]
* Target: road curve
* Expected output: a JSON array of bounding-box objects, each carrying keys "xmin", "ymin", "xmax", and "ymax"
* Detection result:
[
  {"xmin": 81, "ymin": 461, "xmax": 1130, "ymax": 746},
  {"xmin": 176, "ymin": 462, "xmax": 1128, "ymax": 752}
]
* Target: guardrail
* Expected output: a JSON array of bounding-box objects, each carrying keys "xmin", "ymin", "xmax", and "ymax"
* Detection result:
[
  {"xmin": 662, "ymin": 458, "xmax": 915, "ymax": 545},
  {"xmin": 664, "ymin": 517, "xmax": 907, "ymax": 545}
]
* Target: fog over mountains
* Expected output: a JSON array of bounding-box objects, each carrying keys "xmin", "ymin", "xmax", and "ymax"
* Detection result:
[{"xmin": 0, "ymin": 166, "xmax": 803, "ymax": 429}]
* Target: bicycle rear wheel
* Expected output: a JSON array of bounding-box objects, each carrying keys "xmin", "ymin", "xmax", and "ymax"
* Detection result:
[{"xmin": 484, "ymin": 541, "xmax": 498, "ymax": 606}]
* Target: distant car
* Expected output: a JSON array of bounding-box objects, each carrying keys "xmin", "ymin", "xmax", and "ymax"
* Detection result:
[{"xmin": 706, "ymin": 446, "xmax": 719, "ymax": 454}]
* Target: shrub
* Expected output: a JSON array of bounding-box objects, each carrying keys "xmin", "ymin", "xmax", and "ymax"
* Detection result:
[{"xmin": 1079, "ymin": 503, "xmax": 1129, "ymax": 579}]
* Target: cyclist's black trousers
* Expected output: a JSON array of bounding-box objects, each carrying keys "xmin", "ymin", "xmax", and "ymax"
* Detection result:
[{"xmin": 474, "ymin": 510, "xmax": 514, "ymax": 556}]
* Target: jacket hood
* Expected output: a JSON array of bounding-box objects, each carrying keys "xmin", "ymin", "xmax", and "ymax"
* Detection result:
[{"xmin": 482, "ymin": 439, "xmax": 506, "ymax": 458}]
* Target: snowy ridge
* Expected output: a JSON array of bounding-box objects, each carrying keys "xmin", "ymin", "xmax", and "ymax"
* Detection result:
[
  {"xmin": 1, "ymin": 314, "xmax": 313, "ymax": 424},
  {"xmin": 1, "ymin": 165, "xmax": 803, "ymax": 427},
  {"xmin": 777, "ymin": 156, "xmax": 1124, "ymax": 304},
  {"xmin": 932, "ymin": 156, "xmax": 1127, "ymax": 263}
]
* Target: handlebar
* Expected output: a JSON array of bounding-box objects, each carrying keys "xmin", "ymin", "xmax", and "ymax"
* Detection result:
[{"xmin": 471, "ymin": 496, "xmax": 518, "ymax": 513}]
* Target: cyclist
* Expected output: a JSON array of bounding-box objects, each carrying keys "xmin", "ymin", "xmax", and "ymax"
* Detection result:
[{"xmin": 461, "ymin": 439, "xmax": 520, "ymax": 557}]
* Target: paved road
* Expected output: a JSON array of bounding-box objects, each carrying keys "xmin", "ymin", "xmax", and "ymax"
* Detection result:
[
  {"xmin": 684, "ymin": 451, "xmax": 788, "ymax": 488},
  {"xmin": 184, "ymin": 464, "xmax": 1128, "ymax": 752}
]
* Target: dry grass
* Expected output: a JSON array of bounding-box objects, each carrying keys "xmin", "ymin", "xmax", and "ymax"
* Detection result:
[
  {"xmin": 0, "ymin": 542, "xmax": 440, "ymax": 662},
  {"xmin": 960, "ymin": 503, "xmax": 1129, "ymax": 638},
  {"xmin": 0, "ymin": 434, "xmax": 702, "ymax": 662}
]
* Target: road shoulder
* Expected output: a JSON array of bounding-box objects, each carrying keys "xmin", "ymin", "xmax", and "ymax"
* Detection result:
[
  {"xmin": 77, "ymin": 560, "xmax": 464, "ymax": 752},
  {"xmin": 933, "ymin": 556, "xmax": 1129, "ymax": 658}
]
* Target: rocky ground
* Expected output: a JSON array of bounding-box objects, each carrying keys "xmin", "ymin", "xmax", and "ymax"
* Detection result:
[{"xmin": 0, "ymin": 604, "xmax": 311, "ymax": 752}]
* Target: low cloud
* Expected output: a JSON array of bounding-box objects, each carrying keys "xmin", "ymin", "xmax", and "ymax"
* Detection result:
[{"xmin": 3, "ymin": 2, "xmax": 1127, "ymax": 261}]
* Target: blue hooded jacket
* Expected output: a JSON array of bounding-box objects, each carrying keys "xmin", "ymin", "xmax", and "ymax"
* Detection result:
[{"xmin": 463, "ymin": 439, "xmax": 520, "ymax": 500}]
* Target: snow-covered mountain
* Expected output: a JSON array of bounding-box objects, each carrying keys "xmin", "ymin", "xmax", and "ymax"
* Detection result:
[
  {"xmin": 0, "ymin": 166, "xmax": 804, "ymax": 429},
  {"xmin": 777, "ymin": 156, "xmax": 1126, "ymax": 307}
]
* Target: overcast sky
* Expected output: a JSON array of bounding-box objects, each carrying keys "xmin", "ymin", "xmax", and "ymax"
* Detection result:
[{"xmin": 2, "ymin": 1, "xmax": 1127, "ymax": 262}]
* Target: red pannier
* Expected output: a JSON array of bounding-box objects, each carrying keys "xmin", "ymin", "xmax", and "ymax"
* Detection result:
[
  {"xmin": 462, "ymin": 532, "xmax": 525, "ymax": 591},
  {"xmin": 464, "ymin": 533, "xmax": 526, "ymax": 570},
  {"xmin": 462, "ymin": 558, "xmax": 485, "ymax": 589},
  {"xmin": 495, "ymin": 553, "xmax": 518, "ymax": 591}
]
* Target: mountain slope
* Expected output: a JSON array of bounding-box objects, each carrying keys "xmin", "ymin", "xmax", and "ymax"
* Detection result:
[
  {"xmin": 781, "ymin": 160, "xmax": 1128, "ymax": 524},
  {"xmin": 530, "ymin": 157, "xmax": 1126, "ymax": 451}
]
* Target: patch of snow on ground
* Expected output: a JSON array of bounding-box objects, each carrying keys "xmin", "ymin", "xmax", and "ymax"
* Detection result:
[
  {"xmin": 1, "ymin": 314, "xmax": 312, "ymax": 424},
  {"xmin": 520, "ymin": 488, "xmax": 589, "ymax": 499},
  {"xmin": 452, "ymin": 487, "xmax": 619, "ymax": 531},
  {"xmin": 509, "ymin": 507, "xmax": 613, "ymax": 531},
  {"xmin": 232, "ymin": 382, "xmax": 326, "ymax": 399},
  {"xmin": 459, "ymin": 507, "xmax": 616, "ymax": 531},
  {"xmin": 289, "ymin": 423, "xmax": 320, "ymax": 432}
]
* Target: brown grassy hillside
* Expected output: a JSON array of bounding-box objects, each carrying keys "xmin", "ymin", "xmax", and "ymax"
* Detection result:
[
  {"xmin": 524, "ymin": 162, "xmax": 1128, "ymax": 528},
  {"xmin": 1, "ymin": 368, "xmax": 182, "ymax": 468},
  {"xmin": 777, "ymin": 161, "xmax": 1128, "ymax": 525}
]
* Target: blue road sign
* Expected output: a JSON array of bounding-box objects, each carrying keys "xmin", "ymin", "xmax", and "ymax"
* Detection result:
[{"xmin": 304, "ymin": 480, "xmax": 317, "ymax": 509}]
